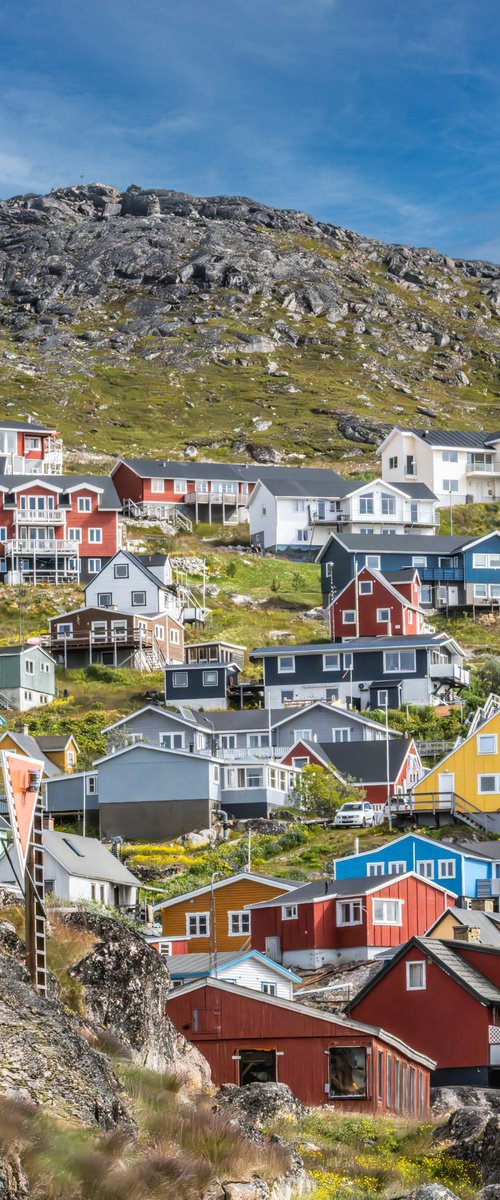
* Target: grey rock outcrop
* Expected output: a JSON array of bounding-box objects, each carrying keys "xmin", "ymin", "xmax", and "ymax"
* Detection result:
[
  {"xmin": 66, "ymin": 910, "xmax": 211, "ymax": 1091},
  {"xmin": 214, "ymin": 1083, "xmax": 308, "ymax": 1128}
]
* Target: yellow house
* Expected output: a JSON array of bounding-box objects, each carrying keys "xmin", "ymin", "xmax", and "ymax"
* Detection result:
[
  {"xmin": 154, "ymin": 872, "xmax": 295, "ymax": 954},
  {"xmin": 412, "ymin": 705, "xmax": 500, "ymax": 818},
  {"xmin": 0, "ymin": 730, "xmax": 79, "ymax": 780},
  {"xmin": 426, "ymin": 906, "xmax": 500, "ymax": 946}
]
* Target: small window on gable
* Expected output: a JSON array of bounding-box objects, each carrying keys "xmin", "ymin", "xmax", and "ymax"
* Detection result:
[
  {"xmin": 359, "ymin": 581, "xmax": 373, "ymax": 595},
  {"xmin": 114, "ymin": 563, "xmax": 129, "ymax": 578},
  {"xmin": 406, "ymin": 961, "xmax": 426, "ymax": 990},
  {"xmin": 478, "ymin": 733, "xmax": 498, "ymax": 755}
]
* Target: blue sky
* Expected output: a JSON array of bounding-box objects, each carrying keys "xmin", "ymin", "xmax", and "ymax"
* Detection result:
[{"xmin": 0, "ymin": 0, "xmax": 499, "ymax": 258}]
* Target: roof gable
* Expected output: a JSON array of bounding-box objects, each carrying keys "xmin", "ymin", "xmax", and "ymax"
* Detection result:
[
  {"xmin": 153, "ymin": 871, "xmax": 296, "ymax": 911},
  {"xmin": 349, "ymin": 936, "xmax": 500, "ymax": 1010}
]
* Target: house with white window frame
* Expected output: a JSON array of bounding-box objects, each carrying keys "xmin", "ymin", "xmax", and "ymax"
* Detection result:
[{"xmin": 379, "ymin": 428, "xmax": 500, "ymax": 507}]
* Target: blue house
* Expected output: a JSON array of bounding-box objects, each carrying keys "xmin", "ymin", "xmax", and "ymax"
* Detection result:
[
  {"xmin": 331, "ymin": 832, "xmax": 500, "ymax": 899},
  {"xmin": 318, "ymin": 531, "xmax": 500, "ymax": 611},
  {"xmin": 164, "ymin": 661, "xmax": 241, "ymax": 710},
  {"xmin": 249, "ymin": 632, "xmax": 469, "ymax": 712}
]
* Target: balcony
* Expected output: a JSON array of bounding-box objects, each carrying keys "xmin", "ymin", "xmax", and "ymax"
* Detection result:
[
  {"xmin": 310, "ymin": 508, "xmax": 349, "ymax": 524},
  {"xmin": 430, "ymin": 661, "xmax": 470, "ymax": 686},
  {"xmin": 15, "ymin": 508, "xmax": 64, "ymax": 523},
  {"xmin": 6, "ymin": 538, "xmax": 77, "ymax": 554},
  {"xmin": 466, "ymin": 460, "xmax": 500, "ymax": 475},
  {"xmin": 419, "ymin": 567, "xmax": 464, "ymax": 582}
]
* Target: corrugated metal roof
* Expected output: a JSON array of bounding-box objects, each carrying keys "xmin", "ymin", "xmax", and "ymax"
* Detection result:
[
  {"xmin": 119, "ymin": 459, "xmax": 347, "ymax": 486},
  {"xmin": 42, "ymin": 831, "xmax": 141, "ymax": 885},
  {"xmin": 318, "ymin": 532, "xmax": 468, "ymax": 557},
  {"xmin": 411, "ymin": 429, "xmax": 500, "ymax": 449},
  {"xmin": 251, "ymin": 633, "xmax": 456, "ymax": 656},
  {"xmin": 317, "ymin": 737, "xmax": 411, "ymax": 783},
  {"xmin": 249, "ymin": 874, "xmax": 403, "ymax": 909}
]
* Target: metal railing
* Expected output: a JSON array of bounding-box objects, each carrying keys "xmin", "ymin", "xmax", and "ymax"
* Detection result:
[
  {"xmin": 5, "ymin": 538, "xmax": 77, "ymax": 554},
  {"xmin": 410, "ymin": 790, "xmax": 498, "ymax": 834},
  {"xmin": 14, "ymin": 508, "xmax": 64, "ymax": 523}
]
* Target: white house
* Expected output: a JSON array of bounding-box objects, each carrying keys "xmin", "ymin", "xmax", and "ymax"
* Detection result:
[
  {"xmin": 167, "ymin": 949, "xmax": 300, "ymax": 997},
  {"xmin": 0, "ymin": 829, "xmax": 140, "ymax": 908},
  {"xmin": 85, "ymin": 550, "xmax": 182, "ymax": 619},
  {"xmin": 379, "ymin": 428, "xmax": 500, "ymax": 507},
  {"xmin": 249, "ymin": 476, "xmax": 438, "ymax": 553}
]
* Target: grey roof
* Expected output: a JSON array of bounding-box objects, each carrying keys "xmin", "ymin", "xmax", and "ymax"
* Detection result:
[
  {"xmin": 168, "ymin": 950, "xmax": 294, "ymax": 978},
  {"xmin": 118, "ymin": 459, "xmax": 349, "ymax": 486},
  {"xmin": 430, "ymin": 906, "xmax": 500, "ymax": 948},
  {"xmin": 255, "ymin": 471, "xmax": 352, "ymax": 499},
  {"xmin": 35, "ymin": 735, "xmax": 74, "ymax": 751},
  {"xmin": 318, "ymin": 532, "xmax": 467, "ymax": 560},
  {"xmin": 390, "ymin": 481, "xmax": 438, "ymax": 500},
  {"xmin": 43, "ymin": 831, "xmax": 140, "ymax": 885},
  {"xmin": 137, "ymin": 553, "xmax": 170, "ymax": 568},
  {"xmin": 316, "ymin": 738, "xmax": 413, "ymax": 784},
  {"xmin": 383, "ymin": 568, "xmax": 420, "ymax": 583},
  {"xmin": 0, "ymin": 732, "xmax": 62, "ymax": 779},
  {"xmin": 349, "ymin": 935, "xmax": 500, "ymax": 1009},
  {"xmin": 0, "ymin": 643, "xmax": 54, "ymax": 660},
  {"xmin": 411, "ymin": 428, "xmax": 500, "ymax": 449},
  {"xmin": 249, "ymin": 874, "xmax": 406, "ymax": 909},
  {"xmin": 453, "ymin": 840, "xmax": 500, "ymax": 860},
  {"xmin": 250, "ymin": 632, "xmax": 458, "ymax": 657},
  {"xmin": 1, "ymin": 474, "xmax": 121, "ymax": 510},
  {"xmin": 0, "ymin": 419, "xmax": 57, "ymax": 433},
  {"xmin": 94, "ymin": 551, "xmax": 172, "ymax": 592}
]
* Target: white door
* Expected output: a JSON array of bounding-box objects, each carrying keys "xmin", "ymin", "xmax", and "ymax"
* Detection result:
[
  {"xmin": 448, "ymin": 587, "xmax": 459, "ymax": 606},
  {"xmin": 438, "ymin": 772, "xmax": 455, "ymax": 809},
  {"xmin": 265, "ymin": 936, "xmax": 282, "ymax": 963}
]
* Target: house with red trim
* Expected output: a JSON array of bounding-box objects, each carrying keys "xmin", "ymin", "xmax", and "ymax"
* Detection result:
[
  {"xmin": 247, "ymin": 872, "xmax": 453, "ymax": 968},
  {"xmin": 167, "ymin": 976, "xmax": 435, "ymax": 1113},
  {"xmin": 280, "ymin": 736, "xmax": 423, "ymax": 810},
  {"xmin": 0, "ymin": 475, "xmax": 121, "ymax": 584},
  {"xmin": 328, "ymin": 565, "xmax": 429, "ymax": 640},
  {"xmin": 0, "ymin": 419, "xmax": 63, "ymax": 475},
  {"xmin": 349, "ymin": 935, "xmax": 500, "ymax": 1087}
]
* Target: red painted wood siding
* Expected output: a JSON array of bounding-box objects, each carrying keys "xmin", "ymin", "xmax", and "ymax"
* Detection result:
[
  {"xmin": 350, "ymin": 944, "xmax": 491, "ymax": 1071},
  {"xmin": 0, "ymin": 484, "xmax": 119, "ymax": 558},
  {"xmin": 112, "ymin": 462, "xmax": 258, "ymax": 505},
  {"xmin": 167, "ymin": 983, "xmax": 432, "ymax": 1113},
  {"xmin": 112, "ymin": 463, "xmax": 145, "ymax": 504},
  {"xmin": 330, "ymin": 567, "xmax": 424, "ymax": 640}
]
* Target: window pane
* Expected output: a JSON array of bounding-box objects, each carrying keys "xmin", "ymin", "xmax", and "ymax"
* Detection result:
[{"xmin": 329, "ymin": 1048, "xmax": 367, "ymax": 1098}]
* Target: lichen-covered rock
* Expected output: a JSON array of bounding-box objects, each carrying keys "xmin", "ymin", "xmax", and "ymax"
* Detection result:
[
  {"xmin": 213, "ymin": 1083, "xmax": 308, "ymax": 1129},
  {"xmin": 402, "ymin": 1187, "xmax": 459, "ymax": 1200},
  {"xmin": 66, "ymin": 910, "xmax": 212, "ymax": 1092},
  {"xmin": 437, "ymin": 1104, "xmax": 500, "ymax": 1185}
]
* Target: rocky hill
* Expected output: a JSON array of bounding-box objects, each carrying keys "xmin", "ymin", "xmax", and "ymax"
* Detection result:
[{"xmin": 1, "ymin": 183, "xmax": 499, "ymax": 472}]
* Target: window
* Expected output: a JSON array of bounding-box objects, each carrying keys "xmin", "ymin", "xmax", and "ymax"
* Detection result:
[
  {"xmin": 406, "ymin": 961, "xmax": 426, "ymax": 990},
  {"xmin": 443, "ymin": 480, "xmax": 459, "ymax": 493},
  {"xmin": 248, "ymin": 733, "xmax": 270, "ymax": 749},
  {"xmin": 114, "ymin": 563, "xmax": 129, "ymax": 578},
  {"xmin": 0, "ymin": 527, "xmax": 6, "ymax": 542},
  {"xmin": 473, "ymin": 553, "xmax": 487, "ymax": 568},
  {"xmin": 386, "ymin": 1053, "xmax": 392, "ymax": 1107},
  {"xmin": 410, "ymin": 503, "xmax": 418, "ymax": 523},
  {"xmin": 323, "ymin": 653, "xmax": 340, "ymax": 671},
  {"xmin": 160, "ymin": 732, "xmax": 184, "ymax": 750},
  {"xmin": 359, "ymin": 581, "xmax": 373, "ymax": 595},
  {"xmin": 174, "ymin": 479, "xmax": 187, "ymax": 493},
  {"xmin": 326, "ymin": 688, "xmax": 339, "ymax": 702},
  {"xmin": 478, "ymin": 775, "xmax": 500, "ymax": 793},
  {"xmin": 491, "ymin": 555, "xmax": 500, "ymax": 569},
  {"xmin": 418, "ymin": 1071, "xmax": 423, "ymax": 1116},
  {"xmin": 329, "ymin": 1047, "xmax": 367, "ymax": 1099},
  {"xmin": 229, "ymin": 912, "xmax": 251, "ymax": 936},
  {"xmin": 170, "ymin": 627, "xmax": 180, "ymax": 644},
  {"xmin": 97, "ymin": 592, "xmax": 112, "ymax": 607},
  {"xmin": 376, "ymin": 689, "xmax": 389, "ymax": 707},
  {"xmin": 281, "ymin": 690, "xmax": 294, "ymax": 703},
  {"xmin": 203, "ymin": 670, "xmax": 218, "ymax": 687},
  {"xmin": 337, "ymin": 900, "xmax": 362, "ymax": 926},
  {"xmin": 88, "ymin": 558, "xmax": 101, "ymax": 574},
  {"xmin": 282, "ymin": 904, "xmax": 298, "ymax": 920},
  {"xmin": 68, "ymin": 528, "xmax": 81, "ymax": 542},
  {"xmin": 131, "ymin": 590, "xmax": 146, "ymax": 606},
  {"xmin": 278, "ymin": 655, "xmax": 295, "ymax": 674},
  {"xmin": 367, "ymin": 863, "xmax": 385, "ymax": 876},
  {"xmin": 172, "ymin": 671, "xmax": 188, "ymax": 688},
  {"xmin": 87, "ymin": 775, "xmax": 97, "ymax": 794},
  {"xmin": 343, "ymin": 652, "xmax": 353, "ymax": 670},
  {"xmin": 389, "ymin": 456, "xmax": 398, "ymax": 469},
  {"xmin": 384, "ymin": 650, "xmax": 416, "ymax": 673},
  {"xmin": 372, "ymin": 899, "xmax": 402, "ymax": 925},
  {"xmin": 378, "ymin": 1050, "xmax": 384, "ymax": 1101},
  {"xmin": 343, "ymin": 610, "xmax": 356, "ymax": 624},
  {"xmin": 24, "ymin": 691, "xmax": 32, "ymax": 701},
  {"xmin": 89, "ymin": 528, "xmax": 102, "ymax": 542},
  {"xmin": 381, "ymin": 494, "xmax": 396, "ymax": 516},
  {"xmin": 246, "ymin": 766, "xmax": 263, "ymax": 788},
  {"xmin": 292, "ymin": 756, "xmax": 309, "ymax": 768},
  {"xmin": 186, "ymin": 913, "xmax": 210, "ymax": 936},
  {"xmin": 212, "ymin": 764, "xmax": 220, "ymax": 783},
  {"xmin": 77, "ymin": 497, "xmax": 91, "ymax": 512},
  {"xmin": 377, "ymin": 608, "xmax": 390, "ymax": 623},
  {"xmin": 292, "ymin": 499, "xmax": 305, "ymax": 512},
  {"xmin": 269, "ymin": 767, "xmax": 288, "ymax": 791},
  {"xmin": 438, "ymin": 859, "xmax": 456, "ymax": 878},
  {"xmin": 332, "ymin": 727, "xmax": 350, "ymax": 743},
  {"xmin": 359, "ymin": 495, "xmax": 374, "ymax": 515},
  {"xmin": 67, "ymin": 749, "xmax": 75, "ymax": 767},
  {"xmin": 475, "ymin": 584, "xmax": 488, "ymax": 599},
  {"xmin": 442, "ymin": 450, "xmax": 458, "ymax": 463},
  {"xmin": 151, "ymin": 478, "xmax": 165, "ymax": 493},
  {"xmin": 296, "ymin": 529, "xmax": 309, "ymax": 542},
  {"xmin": 478, "ymin": 733, "xmax": 498, "ymax": 755},
  {"xmin": 25, "ymin": 436, "xmax": 41, "ymax": 450},
  {"xmin": 412, "ymin": 556, "xmax": 427, "ymax": 568},
  {"xmin": 261, "ymin": 982, "xmax": 277, "ymax": 995},
  {"xmin": 57, "ymin": 623, "xmax": 72, "ymax": 636},
  {"xmin": 154, "ymin": 624, "xmax": 164, "ymax": 641},
  {"xmin": 220, "ymin": 734, "xmax": 237, "ymax": 750},
  {"xmin": 416, "ymin": 861, "xmax": 433, "ymax": 879},
  {"xmin": 366, "ymin": 555, "xmax": 381, "ymax": 569},
  {"xmin": 261, "ymin": 506, "xmax": 267, "ymax": 516},
  {"xmin": 388, "ymin": 861, "xmax": 406, "ymax": 875}
]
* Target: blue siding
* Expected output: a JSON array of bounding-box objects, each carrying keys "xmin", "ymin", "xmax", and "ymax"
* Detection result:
[
  {"xmin": 165, "ymin": 664, "xmax": 238, "ymax": 704},
  {"xmin": 463, "ymin": 533, "xmax": 500, "ymax": 583},
  {"xmin": 263, "ymin": 647, "xmax": 430, "ymax": 687},
  {"xmin": 333, "ymin": 833, "xmax": 493, "ymax": 898}
]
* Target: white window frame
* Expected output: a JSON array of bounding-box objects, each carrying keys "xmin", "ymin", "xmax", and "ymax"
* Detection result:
[
  {"xmin": 336, "ymin": 899, "xmax": 363, "ymax": 926},
  {"xmin": 68, "ymin": 528, "xmax": 82, "ymax": 542},
  {"xmin": 367, "ymin": 863, "xmax": 385, "ymax": 877},
  {"xmin": 203, "ymin": 669, "xmax": 219, "ymax": 687},
  {"xmin": 278, "ymin": 655, "xmax": 295, "ymax": 674},
  {"xmin": 114, "ymin": 562, "xmax": 129, "ymax": 578},
  {"xmin": 332, "ymin": 727, "xmax": 350, "ymax": 743},
  {"xmin": 323, "ymin": 653, "xmax": 340, "ymax": 672},
  {"xmin": 342, "ymin": 610, "xmax": 356, "ymax": 624},
  {"xmin": 412, "ymin": 556, "xmax": 427, "ymax": 568},
  {"xmin": 365, "ymin": 555, "xmax": 381, "ymax": 569},
  {"xmin": 159, "ymin": 732, "xmax": 184, "ymax": 750},
  {"xmin": 151, "ymin": 478, "xmax": 165, "ymax": 493},
  {"xmin": 172, "ymin": 670, "xmax": 188, "ymax": 688},
  {"xmin": 377, "ymin": 608, "xmax": 391, "ymax": 623},
  {"xmin": 478, "ymin": 734, "xmax": 498, "ymax": 755},
  {"xmin": 383, "ymin": 650, "xmax": 416, "ymax": 673},
  {"xmin": 186, "ymin": 912, "xmax": 210, "ymax": 937},
  {"xmin": 87, "ymin": 775, "xmax": 97, "ymax": 795},
  {"xmin": 416, "ymin": 860, "xmax": 433, "ymax": 879},
  {"xmin": 88, "ymin": 528, "xmax": 102, "ymax": 543},
  {"xmin": 372, "ymin": 899, "xmax": 403, "ymax": 926},
  {"xmin": 97, "ymin": 592, "xmax": 112, "ymax": 607},
  {"xmin": 261, "ymin": 981, "xmax": 277, "ymax": 995},
  {"xmin": 170, "ymin": 627, "xmax": 180, "ymax": 644},
  {"xmin": 359, "ymin": 580, "xmax": 373, "ymax": 594},
  {"xmin": 228, "ymin": 911, "xmax": 251, "ymax": 936},
  {"xmin": 57, "ymin": 623, "xmax": 72, "ymax": 637},
  {"xmin": 77, "ymin": 496, "xmax": 92, "ymax": 512},
  {"xmin": 443, "ymin": 479, "xmax": 459, "ymax": 493},
  {"xmin": 388, "ymin": 861, "xmax": 406, "ymax": 875},
  {"xmin": 437, "ymin": 859, "xmax": 456, "ymax": 879},
  {"xmin": 174, "ymin": 479, "xmax": 187, "ymax": 493},
  {"xmin": 88, "ymin": 558, "xmax": 101, "ymax": 574},
  {"xmin": 406, "ymin": 960, "xmax": 427, "ymax": 990},
  {"xmin": 478, "ymin": 774, "xmax": 500, "ymax": 794},
  {"xmin": 281, "ymin": 904, "xmax": 298, "ymax": 920},
  {"xmin": 25, "ymin": 659, "xmax": 34, "ymax": 675}
]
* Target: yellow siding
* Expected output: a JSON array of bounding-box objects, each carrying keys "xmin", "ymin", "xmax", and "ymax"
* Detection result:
[
  {"xmin": 426, "ymin": 912, "xmax": 460, "ymax": 940},
  {"xmin": 161, "ymin": 877, "xmax": 290, "ymax": 952},
  {"xmin": 413, "ymin": 710, "xmax": 500, "ymax": 813}
]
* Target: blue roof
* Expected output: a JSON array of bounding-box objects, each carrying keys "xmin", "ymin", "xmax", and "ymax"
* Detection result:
[{"xmin": 168, "ymin": 948, "xmax": 301, "ymax": 981}]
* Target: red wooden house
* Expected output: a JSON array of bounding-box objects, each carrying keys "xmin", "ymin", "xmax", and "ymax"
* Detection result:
[
  {"xmin": 329, "ymin": 565, "xmax": 427, "ymax": 641},
  {"xmin": 111, "ymin": 459, "xmax": 257, "ymax": 525},
  {"xmin": 349, "ymin": 935, "xmax": 500, "ymax": 1088},
  {"xmin": 167, "ymin": 976, "xmax": 435, "ymax": 1114},
  {"xmin": 280, "ymin": 737, "xmax": 423, "ymax": 810},
  {"xmin": 248, "ymin": 873, "xmax": 453, "ymax": 968},
  {"xmin": 0, "ymin": 475, "xmax": 121, "ymax": 584}
]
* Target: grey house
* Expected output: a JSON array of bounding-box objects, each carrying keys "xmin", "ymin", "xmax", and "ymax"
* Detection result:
[
  {"xmin": 44, "ymin": 770, "xmax": 99, "ymax": 816},
  {"xmin": 95, "ymin": 743, "xmax": 222, "ymax": 840},
  {"xmin": 0, "ymin": 829, "xmax": 140, "ymax": 908},
  {"xmin": 0, "ymin": 644, "xmax": 56, "ymax": 711},
  {"xmin": 103, "ymin": 705, "xmax": 212, "ymax": 754}
]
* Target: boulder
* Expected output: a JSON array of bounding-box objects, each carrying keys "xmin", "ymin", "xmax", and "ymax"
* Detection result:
[{"xmin": 213, "ymin": 1083, "xmax": 308, "ymax": 1128}]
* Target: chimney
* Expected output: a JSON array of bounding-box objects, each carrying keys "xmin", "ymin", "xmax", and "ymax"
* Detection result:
[
  {"xmin": 453, "ymin": 924, "xmax": 481, "ymax": 943},
  {"xmin": 470, "ymin": 898, "xmax": 495, "ymax": 913},
  {"xmin": 42, "ymin": 814, "xmax": 54, "ymax": 831}
]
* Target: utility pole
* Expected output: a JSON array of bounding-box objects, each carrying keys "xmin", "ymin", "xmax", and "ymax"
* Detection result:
[{"xmin": 385, "ymin": 698, "xmax": 392, "ymax": 831}]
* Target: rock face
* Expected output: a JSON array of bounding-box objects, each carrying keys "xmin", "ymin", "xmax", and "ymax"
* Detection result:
[
  {"xmin": 437, "ymin": 1101, "xmax": 500, "ymax": 1185},
  {"xmin": 214, "ymin": 1083, "xmax": 308, "ymax": 1128},
  {"xmin": 66, "ymin": 910, "xmax": 211, "ymax": 1091},
  {"xmin": 0, "ymin": 953, "xmax": 129, "ymax": 1128}
]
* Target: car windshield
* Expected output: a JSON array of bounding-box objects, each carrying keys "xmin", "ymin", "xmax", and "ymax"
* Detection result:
[{"xmin": 341, "ymin": 804, "xmax": 362, "ymax": 812}]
